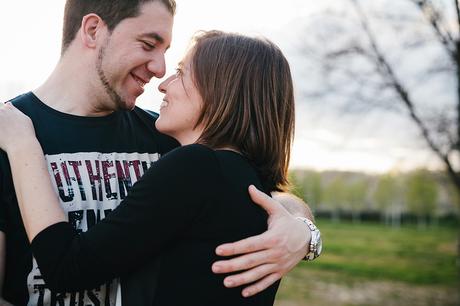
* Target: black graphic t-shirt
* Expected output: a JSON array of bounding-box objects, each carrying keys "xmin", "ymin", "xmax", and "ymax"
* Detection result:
[{"xmin": 0, "ymin": 92, "xmax": 179, "ymax": 306}]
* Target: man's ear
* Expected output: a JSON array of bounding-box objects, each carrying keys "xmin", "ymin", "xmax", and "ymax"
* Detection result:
[{"xmin": 79, "ymin": 14, "xmax": 106, "ymax": 49}]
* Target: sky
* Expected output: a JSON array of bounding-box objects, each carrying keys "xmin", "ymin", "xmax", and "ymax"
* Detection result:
[{"xmin": 0, "ymin": 0, "xmax": 444, "ymax": 173}]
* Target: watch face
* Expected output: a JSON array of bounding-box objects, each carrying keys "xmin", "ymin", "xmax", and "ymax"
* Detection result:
[
  {"xmin": 316, "ymin": 237, "xmax": 322, "ymax": 256},
  {"xmin": 310, "ymin": 229, "xmax": 322, "ymax": 258},
  {"xmin": 297, "ymin": 217, "xmax": 322, "ymax": 261}
]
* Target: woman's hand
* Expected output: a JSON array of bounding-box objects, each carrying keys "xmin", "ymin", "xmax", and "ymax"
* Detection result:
[
  {"xmin": 0, "ymin": 103, "xmax": 65, "ymax": 242},
  {"xmin": 0, "ymin": 103, "xmax": 37, "ymax": 153}
]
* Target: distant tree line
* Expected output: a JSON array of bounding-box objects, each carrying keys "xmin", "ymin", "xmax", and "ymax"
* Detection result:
[{"xmin": 289, "ymin": 169, "xmax": 459, "ymax": 227}]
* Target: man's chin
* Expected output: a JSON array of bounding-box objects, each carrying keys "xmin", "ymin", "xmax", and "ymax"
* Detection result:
[
  {"xmin": 114, "ymin": 96, "xmax": 137, "ymax": 111},
  {"xmin": 124, "ymin": 99, "xmax": 137, "ymax": 111}
]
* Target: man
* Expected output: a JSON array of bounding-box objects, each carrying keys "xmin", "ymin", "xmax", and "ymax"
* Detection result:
[{"xmin": 0, "ymin": 0, "xmax": 320, "ymax": 305}]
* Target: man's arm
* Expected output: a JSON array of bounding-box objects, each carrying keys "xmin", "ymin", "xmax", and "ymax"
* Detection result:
[
  {"xmin": 272, "ymin": 192, "xmax": 314, "ymax": 220},
  {"xmin": 212, "ymin": 186, "xmax": 315, "ymax": 297}
]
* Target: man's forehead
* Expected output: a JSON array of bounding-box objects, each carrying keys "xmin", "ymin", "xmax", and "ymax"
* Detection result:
[
  {"xmin": 123, "ymin": 3, "xmax": 173, "ymax": 41},
  {"xmin": 113, "ymin": 19, "xmax": 172, "ymax": 51}
]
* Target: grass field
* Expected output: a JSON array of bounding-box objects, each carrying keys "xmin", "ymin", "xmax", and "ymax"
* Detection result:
[{"xmin": 274, "ymin": 220, "xmax": 459, "ymax": 306}]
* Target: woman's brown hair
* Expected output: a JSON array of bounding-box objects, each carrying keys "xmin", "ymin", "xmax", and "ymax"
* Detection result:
[{"xmin": 190, "ymin": 31, "xmax": 295, "ymax": 192}]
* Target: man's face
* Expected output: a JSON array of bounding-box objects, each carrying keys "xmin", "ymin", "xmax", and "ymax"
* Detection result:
[{"xmin": 96, "ymin": 1, "xmax": 173, "ymax": 111}]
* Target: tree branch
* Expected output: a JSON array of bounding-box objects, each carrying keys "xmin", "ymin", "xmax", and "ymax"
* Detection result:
[
  {"xmin": 413, "ymin": 0, "xmax": 457, "ymax": 62},
  {"xmin": 455, "ymin": 0, "xmax": 460, "ymax": 36},
  {"xmin": 351, "ymin": 0, "xmax": 452, "ymax": 165}
]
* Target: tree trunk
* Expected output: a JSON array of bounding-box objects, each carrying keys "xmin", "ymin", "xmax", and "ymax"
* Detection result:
[{"xmin": 455, "ymin": 0, "xmax": 460, "ymax": 270}]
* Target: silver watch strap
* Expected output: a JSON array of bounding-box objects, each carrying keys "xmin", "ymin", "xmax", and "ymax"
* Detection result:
[{"xmin": 295, "ymin": 217, "xmax": 322, "ymax": 261}]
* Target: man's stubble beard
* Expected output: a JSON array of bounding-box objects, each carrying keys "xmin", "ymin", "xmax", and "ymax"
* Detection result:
[{"xmin": 96, "ymin": 41, "xmax": 130, "ymax": 111}]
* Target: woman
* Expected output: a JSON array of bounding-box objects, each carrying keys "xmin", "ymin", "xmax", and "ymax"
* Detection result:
[{"xmin": 0, "ymin": 31, "xmax": 295, "ymax": 305}]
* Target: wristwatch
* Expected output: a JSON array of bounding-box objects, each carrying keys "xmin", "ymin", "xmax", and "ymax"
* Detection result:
[{"xmin": 296, "ymin": 217, "xmax": 322, "ymax": 261}]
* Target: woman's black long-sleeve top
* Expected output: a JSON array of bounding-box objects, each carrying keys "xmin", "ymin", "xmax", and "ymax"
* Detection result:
[{"xmin": 31, "ymin": 144, "xmax": 279, "ymax": 305}]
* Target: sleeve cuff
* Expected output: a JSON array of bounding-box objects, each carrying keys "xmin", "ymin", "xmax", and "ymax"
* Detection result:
[{"xmin": 31, "ymin": 222, "xmax": 77, "ymax": 275}]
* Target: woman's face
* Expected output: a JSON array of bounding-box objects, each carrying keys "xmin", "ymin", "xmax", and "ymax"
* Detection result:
[{"xmin": 155, "ymin": 51, "xmax": 204, "ymax": 145}]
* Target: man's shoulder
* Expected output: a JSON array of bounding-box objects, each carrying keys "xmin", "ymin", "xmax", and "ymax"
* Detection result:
[
  {"xmin": 5, "ymin": 91, "xmax": 35, "ymax": 105},
  {"xmin": 131, "ymin": 106, "xmax": 159, "ymax": 121},
  {"xmin": 125, "ymin": 106, "xmax": 160, "ymax": 132},
  {"xmin": 129, "ymin": 107, "xmax": 180, "ymax": 154},
  {"xmin": 4, "ymin": 92, "xmax": 39, "ymax": 115}
]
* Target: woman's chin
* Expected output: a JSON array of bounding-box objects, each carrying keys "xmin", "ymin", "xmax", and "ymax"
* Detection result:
[
  {"xmin": 154, "ymin": 119, "xmax": 168, "ymax": 135},
  {"xmin": 155, "ymin": 120, "xmax": 179, "ymax": 142}
]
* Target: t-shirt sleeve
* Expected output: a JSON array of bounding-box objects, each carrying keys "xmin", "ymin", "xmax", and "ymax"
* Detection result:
[{"xmin": 31, "ymin": 144, "xmax": 220, "ymax": 291}]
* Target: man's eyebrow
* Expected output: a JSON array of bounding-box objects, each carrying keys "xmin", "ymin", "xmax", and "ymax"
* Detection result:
[{"xmin": 143, "ymin": 32, "xmax": 164, "ymax": 43}]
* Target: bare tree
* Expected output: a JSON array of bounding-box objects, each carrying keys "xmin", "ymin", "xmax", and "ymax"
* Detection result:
[{"xmin": 302, "ymin": 0, "xmax": 459, "ymax": 193}]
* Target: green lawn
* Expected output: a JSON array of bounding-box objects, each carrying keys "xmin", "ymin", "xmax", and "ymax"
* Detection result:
[
  {"xmin": 309, "ymin": 220, "xmax": 457, "ymax": 284},
  {"xmin": 275, "ymin": 220, "xmax": 459, "ymax": 306}
]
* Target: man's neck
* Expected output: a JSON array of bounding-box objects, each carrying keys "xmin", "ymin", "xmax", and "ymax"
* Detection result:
[{"xmin": 34, "ymin": 55, "xmax": 115, "ymax": 117}]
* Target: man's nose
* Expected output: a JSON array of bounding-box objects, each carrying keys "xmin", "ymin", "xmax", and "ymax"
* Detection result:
[{"xmin": 147, "ymin": 53, "xmax": 166, "ymax": 79}]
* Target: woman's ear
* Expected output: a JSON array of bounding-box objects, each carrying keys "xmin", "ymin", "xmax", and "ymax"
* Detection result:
[{"xmin": 79, "ymin": 14, "xmax": 106, "ymax": 49}]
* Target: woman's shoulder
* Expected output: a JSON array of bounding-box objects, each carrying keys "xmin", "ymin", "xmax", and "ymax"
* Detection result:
[
  {"xmin": 149, "ymin": 144, "xmax": 220, "ymax": 180},
  {"xmin": 162, "ymin": 144, "xmax": 216, "ymax": 161}
]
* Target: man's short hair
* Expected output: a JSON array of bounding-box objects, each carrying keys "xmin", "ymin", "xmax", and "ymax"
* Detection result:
[{"xmin": 62, "ymin": 0, "xmax": 176, "ymax": 53}]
